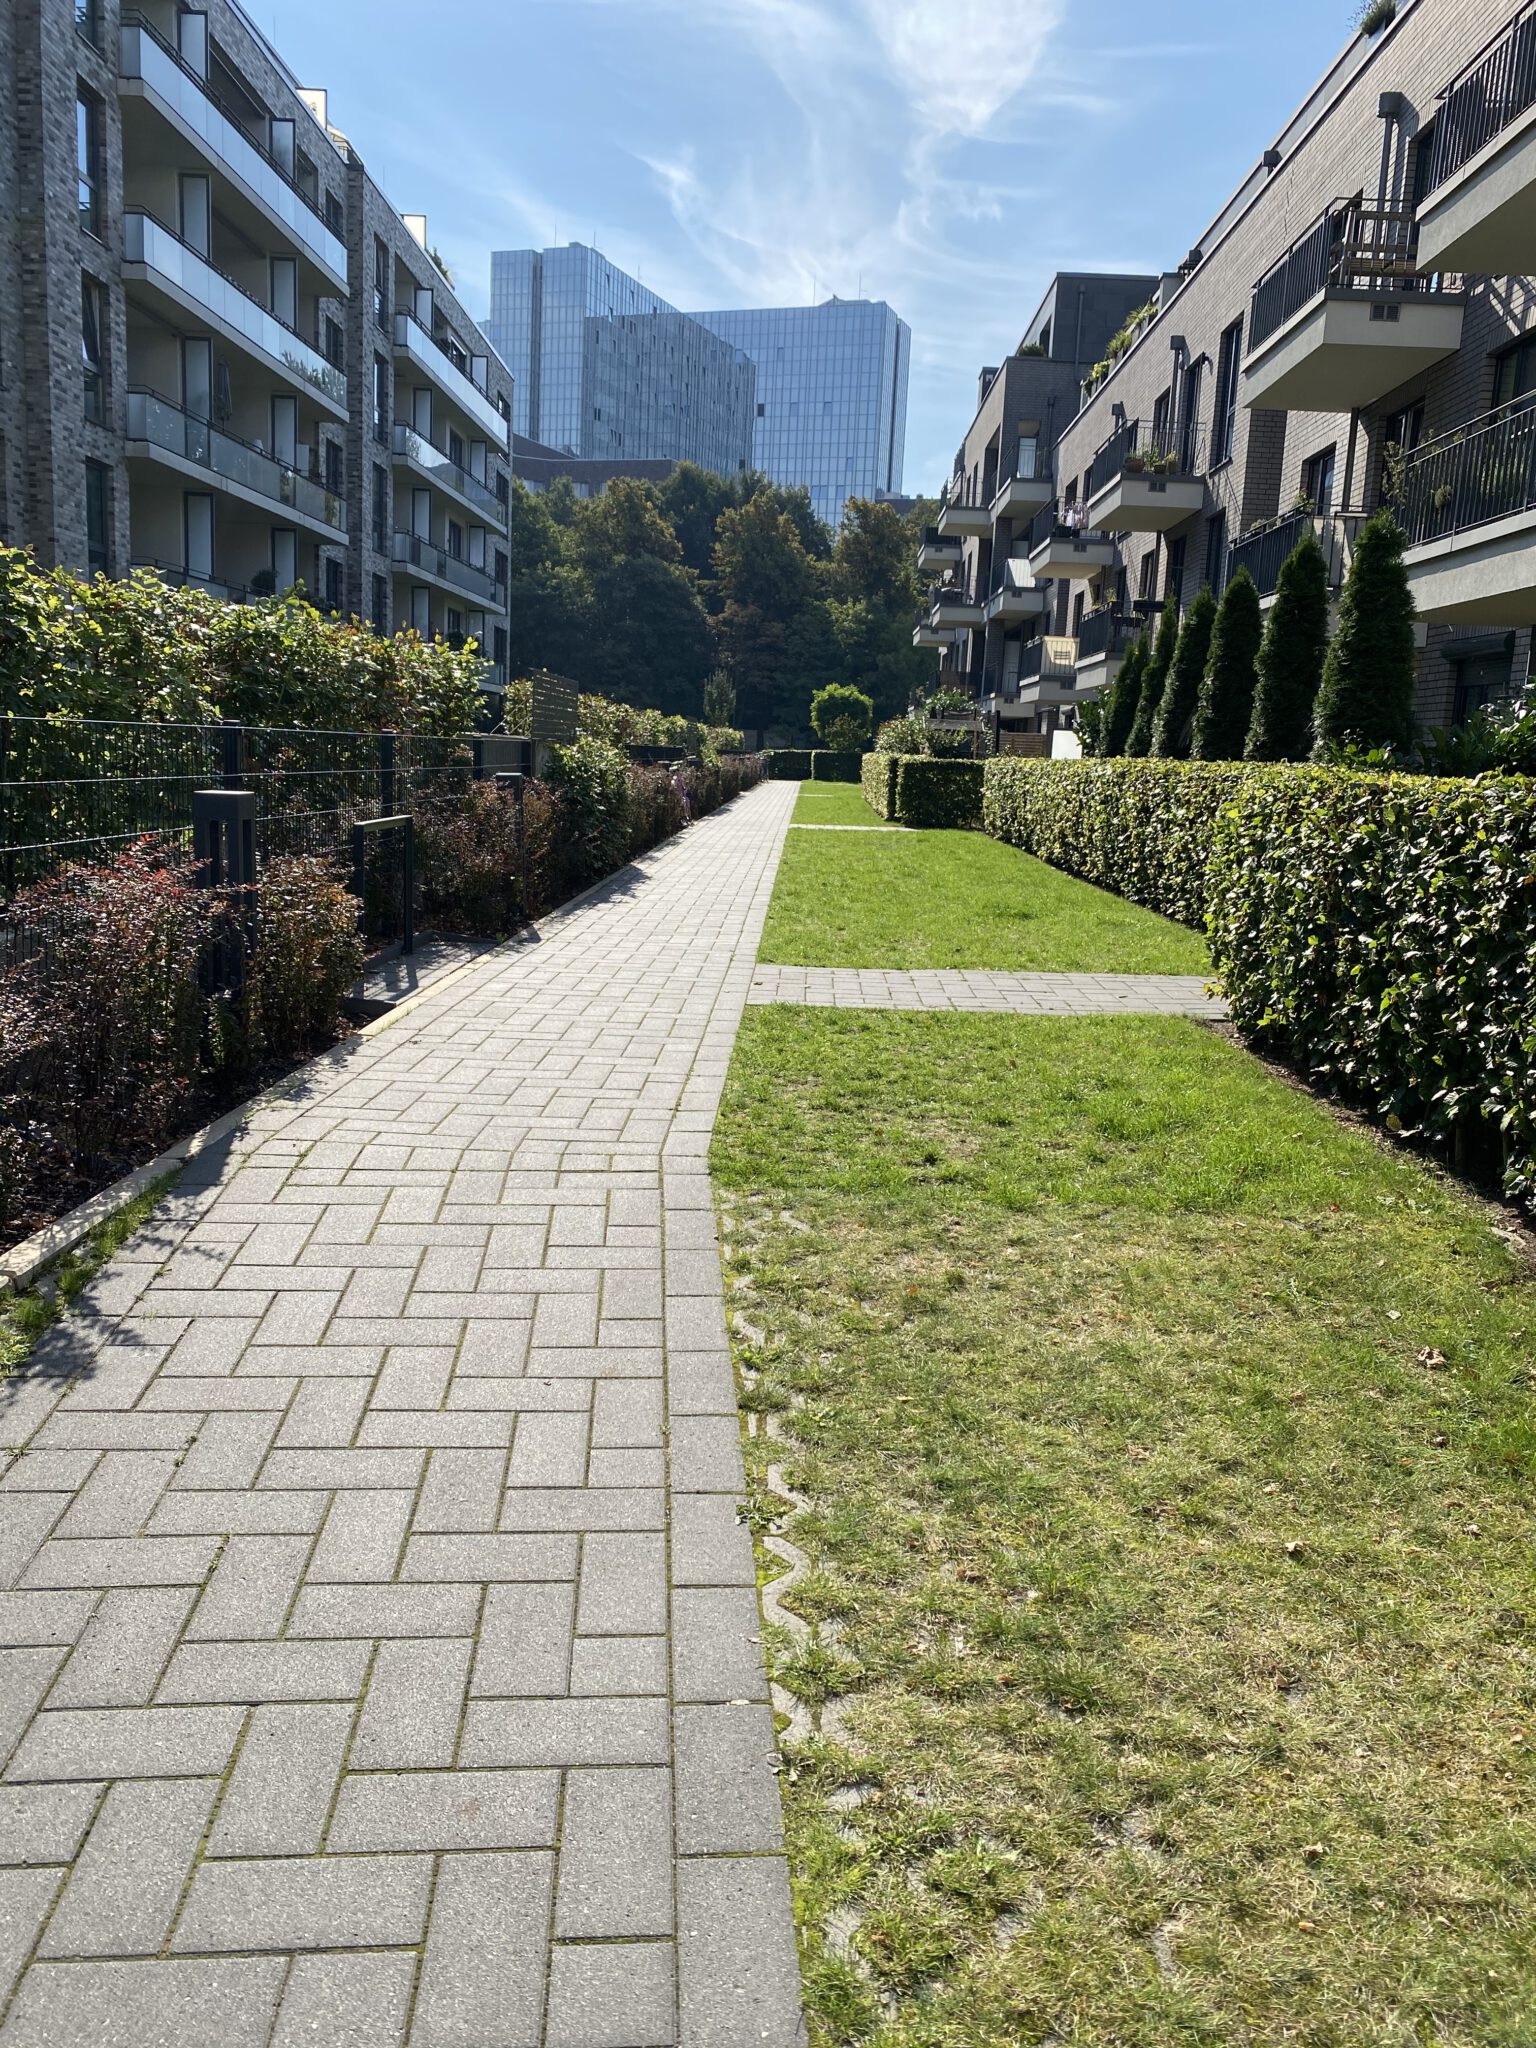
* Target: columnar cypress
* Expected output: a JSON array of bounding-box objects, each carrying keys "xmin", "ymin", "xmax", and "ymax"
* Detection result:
[
  {"xmin": 1245, "ymin": 528, "xmax": 1331, "ymax": 760},
  {"xmin": 1101, "ymin": 634, "xmax": 1148, "ymax": 755},
  {"xmin": 1151, "ymin": 586, "xmax": 1217, "ymax": 757},
  {"xmin": 1127, "ymin": 600, "xmax": 1179, "ymax": 756},
  {"xmin": 1192, "ymin": 567, "xmax": 1262, "ymax": 759},
  {"xmin": 1313, "ymin": 510, "xmax": 1417, "ymax": 755}
]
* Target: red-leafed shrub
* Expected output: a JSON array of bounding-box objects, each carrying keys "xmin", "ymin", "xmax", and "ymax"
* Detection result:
[
  {"xmin": 415, "ymin": 784, "xmax": 523, "ymax": 936},
  {"xmin": 240, "ymin": 855, "xmax": 365, "ymax": 1062}
]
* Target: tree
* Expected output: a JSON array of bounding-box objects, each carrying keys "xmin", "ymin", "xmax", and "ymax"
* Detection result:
[
  {"xmin": 1100, "ymin": 634, "xmax": 1148, "ymax": 755},
  {"xmin": 713, "ymin": 493, "xmax": 827, "ymax": 738},
  {"xmin": 1128, "ymin": 601, "xmax": 1179, "ymax": 756},
  {"xmin": 1192, "ymin": 567, "xmax": 1262, "ymax": 759},
  {"xmin": 810, "ymin": 682, "xmax": 874, "ymax": 751},
  {"xmin": 574, "ymin": 477, "xmax": 681, "ymax": 570},
  {"xmin": 657, "ymin": 464, "xmax": 740, "ymax": 580},
  {"xmin": 1313, "ymin": 510, "xmax": 1416, "ymax": 755},
  {"xmin": 703, "ymin": 669, "xmax": 736, "ymax": 726},
  {"xmin": 1246, "ymin": 529, "xmax": 1331, "ymax": 760},
  {"xmin": 833, "ymin": 500, "xmax": 915, "ymax": 607},
  {"xmin": 1151, "ymin": 586, "xmax": 1217, "ymax": 757},
  {"xmin": 582, "ymin": 553, "xmax": 715, "ymax": 717},
  {"xmin": 827, "ymin": 596, "xmax": 929, "ymax": 727}
]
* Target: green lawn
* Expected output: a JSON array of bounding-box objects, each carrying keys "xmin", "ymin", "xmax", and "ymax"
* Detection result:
[
  {"xmin": 791, "ymin": 780, "xmax": 893, "ymax": 828},
  {"xmin": 715, "ymin": 1008, "xmax": 1536, "ymax": 2047},
  {"xmin": 760, "ymin": 826, "xmax": 1209, "ymax": 973}
]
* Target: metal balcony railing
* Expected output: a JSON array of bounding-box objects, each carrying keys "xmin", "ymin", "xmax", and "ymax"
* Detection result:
[
  {"xmin": 1086, "ymin": 417, "xmax": 1199, "ymax": 496},
  {"xmin": 930, "ymin": 582, "xmax": 980, "ymax": 613},
  {"xmin": 1026, "ymin": 500, "xmax": 1110, "ymax": 551},
  {"xmin": 1394, "ymin": 397, "xmax": 1536, "ymax": 547},
  {"xmin": 1422, "ymin": 3, "xmax": 1536, "ymax": 196},
  {"xmin": 1227, "ymin": 508, "xmax": 1314, "ymax": 596},
  {"xmin": 1017, "ymin": 635, "xmax": 1078, "ymax": 686},
  {"xmin": 1248, "ymin": 196, "xmax": 1440, "ymax": 351},
  {"xmin": 1075, "ymin": 607, "xmax": 1135, "ymax": 660}
]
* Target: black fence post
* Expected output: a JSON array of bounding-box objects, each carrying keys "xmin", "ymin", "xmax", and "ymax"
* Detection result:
[
  {"xmin": 378, "ymin": 732, "xmax": 396, "ymax": 817},
  {"xmin": 221, "ymin": 722, "xmax": 244, "ymax": 790},
  {"xmin": 401, "ymin": 815, "xmax": 415, "ymax": 956},
  {"xmin": 0, "ymin": 713, "xmax": 12, "ymax": 906}
]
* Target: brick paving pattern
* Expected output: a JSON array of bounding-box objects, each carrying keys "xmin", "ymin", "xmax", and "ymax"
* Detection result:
[
  {"xmin": 0, "ymin": 781, "xmax": 804, "ymax": 2048},
  {"xmin": 748, "ymin": 964, "xmax": 1226, "ymax": 1017}
]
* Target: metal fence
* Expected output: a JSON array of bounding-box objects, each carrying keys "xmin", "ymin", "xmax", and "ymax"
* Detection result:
[
  {"xmin": 1395, "ymin": 399, "xmax": 1536, "ymax": 547},
  {"xmin": 1423, "ymin": 3, "xmax": 1536, "ymax": 197}
]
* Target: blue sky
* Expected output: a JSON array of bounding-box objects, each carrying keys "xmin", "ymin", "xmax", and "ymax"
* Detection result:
[{"xmin": 263, "ymin": 0, "xmax": 1362, "ymax": 494}]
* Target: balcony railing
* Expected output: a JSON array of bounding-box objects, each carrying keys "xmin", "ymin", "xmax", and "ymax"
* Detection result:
[
  {"xmin": 393, "ymin": 312, "xmax": 509, "ymax": 449},
  {"xmin": 1394, "ymin": 398, "xmax": 1536, "ymax": 548},
  {"xmin": 133, "ymin": 557, "xmax": 256, "ymax": 604},
  {"xmin": 1086, "ymin": 418, "xmax": 1193, "ymax": 497},
  {"xmin": 1422, "ymin": 4, "xmax": 1536, "ymax": 196},
  {"xmin": 1026, "ymin": 501, "xmax": 1110, "ymax": 551},
  {"xmin": 391, "ymin": 530, "xmax": 502, "ymax": 604},
  {"xmin": 127, "ymin": 390, "xmax": 346, "ymax": 533},
  {"xmin": 1017, "ymin": 636, "xmax": 1078, "ymax": 686},
  {"xmin": 119, "ymin": 17, "xmax": 347, "ymax": 284},
  {"xmin": 1228, "ymin": 508, "xmax": 1313, "ymax": 596},
  {"xmin": 1075, "ymin": 607, "xmax": 1135, "ymax": 660},
  {"xmin": 1249, "ymin": 197, "xmax": 1437, "ymax": 351},
  {"xmin": 930, "ymin": 582, "xmax": 981, "ymax": 613},
  {"xmin": 391, "ymin": 424, "xmax": 505, "ymax": 525},
  {"xmin": 123, "ymin": 211, "xmax": 346, "ymax": 411}
]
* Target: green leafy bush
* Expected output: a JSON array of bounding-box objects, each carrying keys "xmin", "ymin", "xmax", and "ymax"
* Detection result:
[
  {"xmin": 763, "ymin": 750, "xmax": 814, "ymax": 780},
  {"xmin": 241, "ymin": 855, "xmax": 365, "ymax": 1061},
  {"xmin": 982, "ymin": 757, "xmax": 1262, "ymax": 926},
  {"xmin": 862, "ymin": 752, "xmax": 899, "ymax": 820},
  {"xmin": 894, "ymin": 758, "xmax": 984, "ymax": 829},
  {"xmin": 548, "ymin": 734, "xmax": 633, "ymax": 887},
  {"xmin": 811, "ymin": 750, "xmax": 862, "ymax": 782},
  {"xmin": 874, "ymin": 716, "xmax": 930, "ymax": 756},
  {"xmin": 810, "ymin": 682, "xmax": 874, "ymax": 752},
  {"xmin": 627, "ymin": 763, "xmax": 689, "ymax": 859},
  {"xmin": 1209, "ymin": 769, "xmax": 1536, "ymax": 1201}
]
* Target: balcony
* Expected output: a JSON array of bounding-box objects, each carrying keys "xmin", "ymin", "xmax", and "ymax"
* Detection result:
[
  {"xmin": 991, "ymin": 442, "xmax": 1051, "ymax": 523},
  {"xmin": 929, "ymin": 582, "xmax": 985, "ymax": 629},
  {"xmin": 126, "ymin": 390, "xmax": 346, "ymax": 538},
  {"xmin": 118, "ymin": 17, "xmax": 347, "ymax": 292},
  {"xmin": 1026, "ymin": 501, "xmax": 1118, "ymax": 581},
  {"xmin": 392, "ymin": 424, "xmax": 506, "ymax": 528},
  {"xmin": 1397, "ymin": 399, "xmax": 1536, "ymax": 625},
  {"xmin": 917, "ymin": 526, "xmax": 963, "ymax": 572},
  {"xmin": 1073, "ymin": 608, "xmax": 1137, "ymax": 697},
  {"xmin": 392, "ymin": 531, "xmax": 502, "ymax": 606},
  {"xmin": 1242, "ymin": 197, "xmax": 1463, "ymax": 413},
  {"xmin": 913, "ymin": 619, "xmax": 959, "ymax": 648},
  {"xmin": 936, "ymin": 489, "xmax": 991, "ymax": 540},
  {"xmin": 1016, "ymin": 634, "xmax": 1080, "ymax": 705},
  {"xmin": 1417, "ymin": 6, "xmax": 1536, "ymax": 274},
  {"xmin": 394, "ymin": 313, "xmax": 509, "ymax": 450},
  {"xmin": 1085, "ymin": 418, "xmax": 1206, "ymax": 532},
  {"xmin": 1227, "ymin": 507, "xmax": 1358, "ymax": 602},
  {"xmin": 123, "ymin": 211, "xmax": 347, "ymax": 418},
  {"xmin": 984, "ymin": 559, "xmax": 1050, "ymax": 623},
  {"xmin": 133, "ymin": 557, "xmax": 253, "ymax": 604}
]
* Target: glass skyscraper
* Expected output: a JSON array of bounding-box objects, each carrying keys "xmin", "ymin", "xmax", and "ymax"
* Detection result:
[
  {"xmin": 689, "ymin": 298, "xmax": 911, "ymax": 531},
  {"xmin": 486, "ymin": 246, "xmax": 756, "ymax": 480}
]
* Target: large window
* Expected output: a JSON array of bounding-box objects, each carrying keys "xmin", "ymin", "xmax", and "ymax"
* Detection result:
[
  {"xmin": 84, "ymin": 461, "xmax": 109, "ymax": 573},
  {"xmin": 1211, "ymin": 317, "xmax": 1243, "ymax": 467},
  {"xmin": 374, "ymin": 237, "xmax": 390, "ymax": 327},
  {"xmin": 373, "ymin": 355, "xmax": 389, "ymax": 442},
  {"xmin": 371, "ymin": 464, "xmax": 389, "ymax": 552},
  {"xmin": 81, "ymin": 275, "xmax": 104, "ymax": 423},
  {"xmin": 75, "ymin": 0, "xmax": 101, "ymax": 48},
  {"xmin": 1303, "ymin": 444, "xmax": 1336, "ymax": 517},
  {"xmin": 1165, "ymin": 534, "xmax": 1187, "ymax": 615},
  {"xmin": 371, "ymin": 574, "xmax": 389, "ymax": 633},
  {"xmin": 76, "ymin": 91, "xmax": 101, "ymax": 237},
  {"xmin": 1494, "ymin": 333, "xmax": 1536, "ymax": 408},
  {"xmin": 1203, "ymin": 509, "xmax": 1227, "ymax": 595}
]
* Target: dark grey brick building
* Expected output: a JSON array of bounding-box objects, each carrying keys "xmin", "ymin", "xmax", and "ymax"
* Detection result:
[{"xmin": 1, "ymin": 0, "xmax": 512, "ymax": 688}]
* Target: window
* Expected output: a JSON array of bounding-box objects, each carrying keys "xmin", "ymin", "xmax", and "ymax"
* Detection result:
[
  {"xmin": 494, "ymin": 549, "xmax": 508, "ymax": 589},
  {"xmin": 325, "ymin": 190, "xmax": 344, "ymax": 236},
  {"xmin": 324, "ymin": 439, "xmax": 342, "ymax": 495},
  {"xmin": 75, "ymin": 0, "xmax": 100, "ymax": 48},
  {"xmin": 446, "ymin": 518, "xmax": 463, "ymax": 561},
  {"xmin": 372, "ymin": 464, "xmax": 388, "ymax": 552},
  {"xmin": 371, "ymin": 574, "xmax": 389, "ymax": 633},
  {"xmin": 493, "ymin": 625, "xmax": 508, "ymax": 666},
  {"xmin": 323, "ymin": 556, "xmax": 343, "ymax": 613},
  {"xmin": 1385, "ymin": 400, "xmax": 1425, "ymax": 454},
  {"xmin": 1494, "ymin": 334, "xmax": 1536, "ymax": 408},
  {"xmin": 324, "ymin": 316, "xmax": 344, "ymax": 369},
  {"xmin": 1137, "ymin": 548, "xmax": 1158, "ymax": 600},
  {"xmin": 495, "ymin": 471, "xmax": 509, "ymax": 506},
  {"xmin": 1303, "ymin": 444, "xmax": 1336, "ymax": 517},
  {"xmin": 756, "ymin": 403, "xmax": 765, "ymax": 417},
  {"xmin": 1178, "ymin": 360, "xmax": 1202, "ymax": 472},
  {"xmin": 1211, "ymin": 317, "xmax": 1243, "ymax": 466},
  {"xmin": 84, "ymin": 461, "xmax": 109, "ymax": 573},
  {"xmin": 76, "ymin": 91, "xmax": 101, "ymax": 236},
  {"xmin": 373, "ymin": 355, "xmax": 388, "ymax": 441},
  {"xmin": 374, "ymin": 237, "xmax": 390, "ymax": 326},
  {"xmin": 81, "ymin": 275, "xmax": 104, "ymax": 424},
  {"xmin": 447, "ymin": 429, "xmax": 464, "ymax": 468},
  {"xmin": 1150, "ymin": 387, "xmax": 1172, "ymax": 456},
  {"xmin": 1203, "ymin": 509, "xmax": 1227, "ymax": 594}
]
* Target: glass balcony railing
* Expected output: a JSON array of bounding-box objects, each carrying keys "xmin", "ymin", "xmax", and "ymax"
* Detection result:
[
  {"xmin": 126, "ymin": 390, "xmax": 346, "ymax": 533},
  {"xmin": 391, "ymin": 531, "xmax": 501, "ymax": 604},
  {"xmin": 391, "ymin": 424, "xmax": 505, "ymax": 525},
  {"xmin": 124, "ymin": 212, "xmax": 347, "ymax": 412},
  {"xmin": 393, "ymin": 313, "xmax": 509, "ymax": 448},
  {"xmin": 119, "ymin": 19, "xmax": 347, "ymax": 284}
]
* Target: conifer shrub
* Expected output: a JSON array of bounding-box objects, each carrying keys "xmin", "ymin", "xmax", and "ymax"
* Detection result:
[
  {"xmin": 1128, "ymin": 601, "xmax": 1179, "ymax": 756},
  {"xmin": 1100, "ymin": 634, "xmax": 1148, "ymax": 756},
  {"xmin": 1246, "ymin": 528, "xmax": 1331, "ymax": 760},
  {"xmin": 1314, "ymin": 511, "xmax": 1417, "ymax": 755},
  {"xmin": 1192, "ymin": 568, "xmax": 1262, "ymax": 759},
  {"xmin": 1152, "ymin": 586, "xmax": 1217, "ymax": 757}
]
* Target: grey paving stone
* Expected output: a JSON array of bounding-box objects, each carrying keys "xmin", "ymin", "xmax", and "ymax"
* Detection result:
[
  {"xmin": 667, "ymin": 1348, "xmax": 738, "ymax": 1416},
  {"xmin": 670, "ymin": 1493, "xmax": 757, "ymax": 1588},
  {"xmin": 173, "ymin": 1852, "xmax": 431, "ymax": 1953},
  {"xmin": 0, "ymin": 1867, "xmax": 61, "ymax": 2011},
  {"xmin": 410, "ymin": 1851, "xmax": 551, "ymax": 2048},
  {"xmin": 460, "ymin": 1696, "xmax": 669, "ymax": 1768},
  {"xmin": 329, "ymin": 1767, "xmax": 558, "ymax": 1852},
  {"xmin": 308, "ymin": 1489, "xmax": 414, "ymax": 1581},
  {"xmin": 371, "ymin": 1346, "xmax": 455, "ymax": 1409},
  {"xmin": 157, "ymin": 1639, "xmax": 369, "ymax": 1705},
  {"xmin": 0, "ymin": 1783, "xmax": 101, "ymax": 1867},
  {"xmin": 673, "ymin": 1586, "xmax": 770, "ymax": 1704},
  {"xmin": 472, "ymin": 1582, "xmax": 574, "ymax": 1698},
  {"xmin": 0, "ymin": 1497, "xmax": 73, "ymax": 1591},
  {"xmin": 259, "ymin": 1447, "xmax": 425, "ymax": 1490},
  {"xmin": 40, "ymin": 1776, "xmax": 216, "ymax": 1958},
  {"xmin": 505, "ymin": 1411, "xmax": 589, "ymax": 1488},
  {"xmin": 275, "ymin": 1378, "xmax": 371, "ymax": 1449},
  {"xmin": 0, "ymin": 1650, "xmax": 66, "ymax": 1770},
  {"xmin": 351, "ymin": 1637, "xmax": 471, "ymax": 1770},
  {"xmin": 6, "ymin": 1705, "xmax": 243, "ymax": 1782},
  {"xmin": 674, "ymin": 1704, "xmax": 786, "ymax": 1855},
  {"xmin": 677, "ymin": 1855, "xmax": 806, "ymax": 2048},
  {"xmin": 185, "ymin": 1533, "xmax": 310, "ymax": 1640},
  {"xmin": 208, "ymin": 1702, "xmax": 354, "ymax": 1856},
  {"xmin": 251, "ymin": 1290, "xmax": 339, "ymax": 1347},
  {"xmin": 48, "ymin": 1452, "xmax": 170, "ymax": 1539},
  {"xmin": 412, "ymin": 1450, "xmax": 505, "ymax": 1535},
  {"xmin": 499, "ymin": 1486, "xmax": 663, "ymax": 1533},
  {"xmin": 48, "ymin": 1587, "xmax": 197, "ymax": 1710},
  {"xmin": 669, "ymin": 1416, "xmax": 746, "ymax": 1493},
  {"xmin": 139, "ymin": 1377, "xmax": 292, "ymax": 1412},
  {"xmin": 576, "ymin": 1533, "xmax": 667, "ymax": 1636},
  {"xmin": 0, "ymin": 1451, "xmax": 100, "ymax": 1495},
  {"xmin": 555, "ymin": 1766, "xmax": 672, "ymax": 1938},
  {"xmin": 545, "ymin": 1940, "xmax": 677, "ymax": 2048},
  {"xmin": 270, "ymin": 1951, "xmax": 416, "ymax": 2048},
  {"xmin": 568, "ymin": 1634, "xmax": 668, "ymax": 1697},
  {"xmin": 360, "ymin": 1411, "xmax": 511, "ymax": 1449},
  {"xmin": 19, "ymin": 1534, "xmax": 220, "ymax": 1592},
  {"xmin": 148, "ymin": 1490, "xmax": 327, "ymax": 1536},
  {"xmin": 290, "ymin": 1583, "xmax": 479, "ymax": 1639},
  {"xmin": 401, "ymin": 1534, "xmax": 577, "ymax": 1583}
]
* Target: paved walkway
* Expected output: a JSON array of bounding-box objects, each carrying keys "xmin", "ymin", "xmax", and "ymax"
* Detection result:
[
  {"xmin": 0, "ymin": 782, "xmax": 804, "ymax": 2048},
  {"xmin": 748, "ymin": 964, "xmax": 1225, "ymax": 1017}
]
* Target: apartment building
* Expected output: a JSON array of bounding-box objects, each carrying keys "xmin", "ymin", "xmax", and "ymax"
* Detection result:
[
  {"xmin": 915, "ymin": 275, "xmax": 1157, "ymax": 726},
  {"xmin": 0, "ymin": 0, "xmax": 512, "ymax": 686},
  {"xmin": 926, "ymin": 0, "xmax": 1536, "ymax": 737}
]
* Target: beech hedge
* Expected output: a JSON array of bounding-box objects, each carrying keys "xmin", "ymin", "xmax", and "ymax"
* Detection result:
[
  {"xmin": 893, "ymin": 758, "xmax": 984, "ymax": 829},
  {"xmin": 862, "ymin": 752, "xmax": 899, "ymax": 820},
  {"xmin": 810, "ymin": 750, "xmax": 862, "ymax": 782}
]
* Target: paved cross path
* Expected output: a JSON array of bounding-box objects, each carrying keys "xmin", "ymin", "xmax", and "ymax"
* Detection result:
[
  {"xmin": 0, "ymin": 780, "xmax": 804, "ymax": 2048},
  {"xmin": 749, "ymin": 964, "xmax": 1225, "ymax": 1017}
]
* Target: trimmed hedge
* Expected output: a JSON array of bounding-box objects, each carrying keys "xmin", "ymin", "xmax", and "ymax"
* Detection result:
[
  {"xmin": 763, "ymin": 750, "xmax": 813, "ymax": 780},
  {"xmin": 983, "ymin": 756, "xmax": 1260, "ymax": 927},
  {"xmin": 811, "ymin": 750, "xmax": 862, "ymax": 783},
  {"xmin": 862, "ymin": 752, "xmax": 899, "ymax": 820},
  {"xmin": 894, "ymin": 757, "xmax": 984, "ymax": 829}
]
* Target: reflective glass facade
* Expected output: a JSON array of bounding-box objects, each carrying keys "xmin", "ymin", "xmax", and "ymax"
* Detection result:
[
  {"xmin": 486, "ymin": 245, "xmax": 755, "ymax": 479},
  {"xmin": 689, "ymin": 298, "xmax": 910, "ymax": 530}
]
